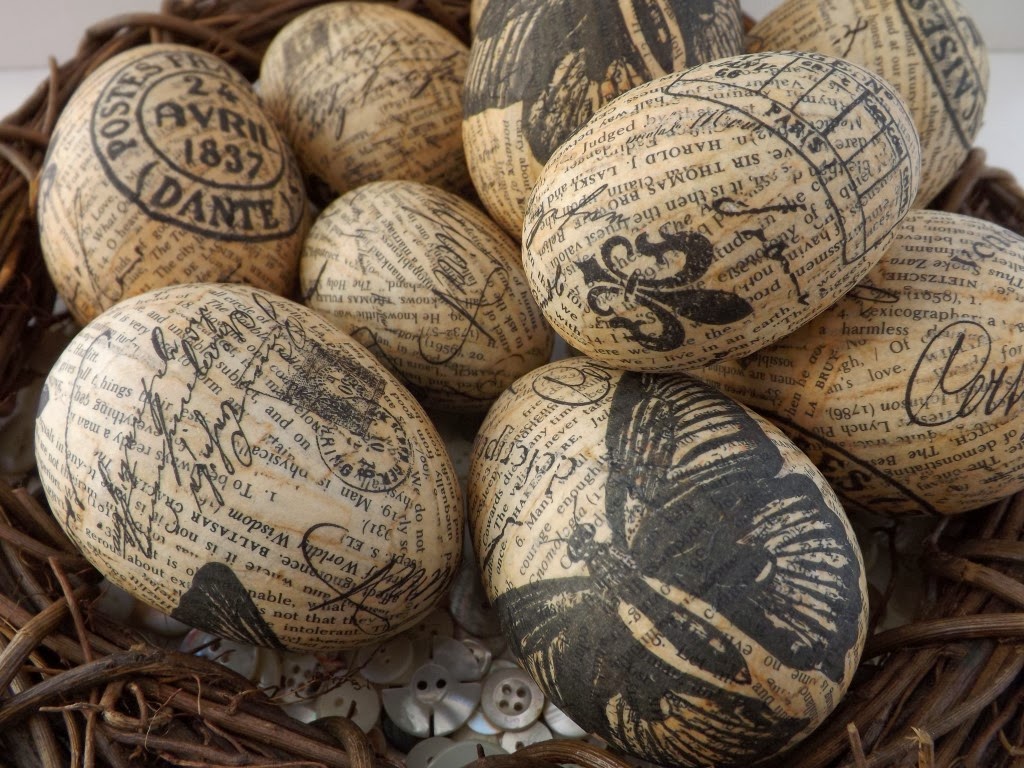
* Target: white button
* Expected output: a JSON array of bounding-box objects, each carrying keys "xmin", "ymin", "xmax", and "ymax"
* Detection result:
[
  {"xmin": 429, "ymin": 740, "xmax": 507, "ymax": 768},
  {"xmin": 459, "ymin": 638, "xmax": 494, "ymax": 680},
  {"xmin": 542, "ymin": 699, "xmax": 588, "ymax": 739},
  {"xmin": 381, "ymin": 662, "xmax": 481, "ymax": 737},
  {"xmin": 282, "ymin": 699, "xmax": 318, "ymax": 724},
  {"xmin": 405, "ymin": 736, "xmax": 455, "ymax": 768},
  {"xmin": 432, "ymin": 637, "xmax": 489, "ymax": 682},
  {"xmin": 465, "ymin": 709, "xmax": 503, "ymax": 736},
  {"xmin": 355, "ymin": 636, "xmax": 415, "ymax": 685},
  {"xmin": 448, "ymin": 559, "xmax": 502, "ymax": 638},
  {"xmin": 501, "ymin": 720, "xmax": 552, "ymax": 753},
  {"xmin": 92, "ymin": 580, "xmax": 135, "ymax": 624},
  {"xmin": 276, "ymin": 651, "xmax": 321, "ymax": 703},
  {"xmin": 313, "ymin": 674, "xmax": 381, "ymax": 733},
  {"xmin": 408, "ymin": 609, "xmax": 457, "ymax": 671},
  {"xmin": 488, "ymin": 659, "xmax": 519, "ymax": 672},
  {"xmin": 180, "ymin": 630, "xmax": 260, "ymax": 682},
  {"xmin": 453, "ymin": 625, "xmax": 506, "ymax": 658},
  {"xmin": 480, "ymin": 667, "xmax": 544, "ymax": 731},
  {"xmin": 132, "ymin": 603, "xmax": 190, "ymax": 637}
]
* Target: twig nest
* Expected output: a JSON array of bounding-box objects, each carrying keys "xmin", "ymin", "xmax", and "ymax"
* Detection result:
[
  {"xmin": 300, "ymin": 180, "xmax": 553, "ymax": 412},
  {"xmin": 36, "ymin": 44, "xmax": 308, "ymax": 325},
  {"xmin": 523, "ymin": 50, "xmax": 922, "ymax": 371},
  {"xmin": 34, "ymin": 283, "xmax": 463, "ymax": 651},
  {"xmin": 463, "ymin": 0, "xmax": 745, "ymax": 238},
  {"xmin": 259, "ymin": 2, "xmax": 470, "ymax": 205},
  {"xmin": 749, "ymin": 0, "xmax": 989, "ymax": 208},
  {"xmin": 697, "ymin": 210, "xmax": 1024, "ymax": 516},
  {"xmin": 468, "ymin": 358, "xmax": 867, "ymax": 767}
]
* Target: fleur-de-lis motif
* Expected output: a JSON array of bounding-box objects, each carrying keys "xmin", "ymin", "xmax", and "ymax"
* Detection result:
[{"xmin": 576, "ymin": 224, "xmax": 754, "ymax": 351}]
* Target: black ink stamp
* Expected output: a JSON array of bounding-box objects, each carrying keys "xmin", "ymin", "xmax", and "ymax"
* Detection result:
[
  {"xmin": 90, "ymin": 48, "xmax": 304, "ymax": 241},
  {"xmin": 491, "ymin": 373, "xmax": 863, "ymax": 765},
  {"xmin": 576, "ymin": 224, "xmax": 753, "ymax": 351}
]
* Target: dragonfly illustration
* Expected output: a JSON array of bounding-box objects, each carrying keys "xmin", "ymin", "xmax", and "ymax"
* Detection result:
[
  {"xmin": 464, "ymin": 0, "xmax": 744, "ymax": 165},
  {"xmin": 490, "ymin": 372, "xmax": 863, "ymax": 765}
]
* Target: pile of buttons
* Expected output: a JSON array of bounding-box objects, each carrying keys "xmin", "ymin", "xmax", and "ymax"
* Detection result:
[{"xmin": 94, "ymin": 548, "xmax": 600, "ymax": 768}]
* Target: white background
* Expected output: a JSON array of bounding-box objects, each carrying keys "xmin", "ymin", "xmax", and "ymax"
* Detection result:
[{"xmin": 0, "ymin": 0, "xmax": 1021, "ymax": 180}]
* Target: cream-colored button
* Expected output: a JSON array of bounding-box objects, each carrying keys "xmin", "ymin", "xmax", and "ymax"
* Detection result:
[
  {"xmin": 405, "ymin": 736, "xmax": 455, "ymax": 768},
  {"xmin": 465, "ymin": 709, "xmax": 503, "ymax": 736},
  {"xmin": 542, "ymin": 699, "xmax": 588, "ymax": 739},
  {"xmin": 180, "ymin": 630, "xmax": 259, "ymax": 681},
  {"xmin": 313, "ymin": 674, "xmax": 381, "ymax": 733},
  {"xmin": 355, "ymin": 636, "xmax": 416, "ymax": 685},
  {"xmin": 381, "ymin": 662, "xmax": 481, "ymax": 737},
  {"xmin": 480, "ymin": 667, "xmax": 544, "ymax": 731},
  {"xmin": 277, "ymin": 651, "xmax": 321, "ymax": 703},
  {"xmin": 429, "ymin": 740, "xmax": 508, "ymax": 768},
  {"xmin": 501, "ymin": 720, "xmax": 552, "ymax": 752},
  {"xmin": 432, "ymin": 637, "xmax": 489, "ymax": 683},
  {"xmin": 92, "ymin": 579, "xmax": 136, "ymax": 624}
]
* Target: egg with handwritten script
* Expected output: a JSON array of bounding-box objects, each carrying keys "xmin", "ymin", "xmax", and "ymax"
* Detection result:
[
  {"xmin": 34, "ymin": 283, "xmax": 462, "ymax": 651},
  {"xmin": 300, "ymin": 180, "xmax": 553, "ymax": 412},
  {"xmin": 749, "ymin": 0, "xmax": 989, "ymax": 207},
  {"xmin": 259, "ymin": 3, "xmax": 470, "ymax": 205},
  {"xmin": 524, "ymin": 50, "xmax": 922, "ymax": 372},
  {"xmin": 463, "ymin": 0, "xmax": 745, "ymax": 237},
  {"xmin": 696, "ymin": 210, "xmax": 1024, "ymax": 516},
  {"xmin": 468, "ymin": 357, "xmax": 867, "ymax": 767},
  {"xmin": 36, "ymin": 44, "xmax": 308, "ymax": 325}
]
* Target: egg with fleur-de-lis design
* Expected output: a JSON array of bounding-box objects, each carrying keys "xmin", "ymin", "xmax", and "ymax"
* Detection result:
[{"xmin": 523, "ymin": 50, "xmax": 922, "ymax": 371}]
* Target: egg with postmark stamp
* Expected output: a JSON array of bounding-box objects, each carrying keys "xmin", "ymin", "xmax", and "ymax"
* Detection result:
[
  {"xmin": 300, "ymin": 180, "xmax": 553, "ymax": 412},
  {"xmin": 523, "ymin": 50, "xmax": 922, "ymax": 371},
  {"xmin": 34, "ymin": 283, "xmax": 463, "ymax": 651},
  {"xmin": 37, "ymin": 44, "xmax": 308, "ymax": 325}
]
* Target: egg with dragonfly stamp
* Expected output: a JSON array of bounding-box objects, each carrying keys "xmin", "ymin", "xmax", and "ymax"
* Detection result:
[
  {"xmin": 468, "ymin": 358, "xmax": 868, "ymax": 767},
  {"xmin": 36, "ymin": 44, "xmax": 308, "ymax": 325}
]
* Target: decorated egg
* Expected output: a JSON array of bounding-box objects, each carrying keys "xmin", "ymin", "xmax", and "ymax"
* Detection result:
[
  {"xmin": 523, "ymin": 50, "xmax": 922, "ymax": 371},
  {"xmin": 463, "ymin": 0, "xmax": 745, "ymax": 237},
  {"xmin": 749, "ymin": 0, "xmax": 988, "ymax": 207},
  {"xmin": 300, "ymin": 180, "xmax": 553, "ymax": 412},
  {"xmin": 696, "ymin": 210, "xmax": 1024, "ymax": 516},
  {"xmin": 34, "ymin": 283, "xmax": 462, "ymax": 651},
  {"xmin": 259, "ymin": 3, "xmax": 470, "ymax": 204},
  {"xmin": 36, "ymin": 44, "xmax": 308, "ymax": 325},
  {"xmin": 468, "ymin": 357, "xmax": 868, "ymax": 767}
]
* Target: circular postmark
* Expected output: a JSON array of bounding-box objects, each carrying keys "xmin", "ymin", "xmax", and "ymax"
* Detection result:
[
  {"xmin": 90, "ymin": 46, "xmax": 304, "ymax": 242},
  {"xmin": 317, "ymin": 398, "xmax": 413, "ymax": 493}
]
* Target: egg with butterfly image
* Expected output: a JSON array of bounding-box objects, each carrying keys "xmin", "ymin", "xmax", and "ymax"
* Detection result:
[
  {"xmin": 463, "ymin": 0, "xmax": 746, "ymax": 238},
  {"xmin": 467, "ymin": 357, "xmax": 868, "ymax": 767}
]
